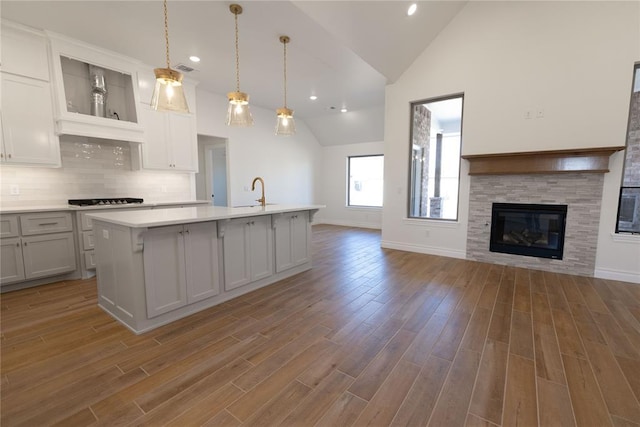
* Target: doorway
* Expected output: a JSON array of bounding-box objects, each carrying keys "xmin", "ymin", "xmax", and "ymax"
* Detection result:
[{"xmin": 196, "ymin": 135, "xmax": 229, "ymax": 207}]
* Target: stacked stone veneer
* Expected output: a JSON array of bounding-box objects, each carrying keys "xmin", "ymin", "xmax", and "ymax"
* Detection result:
[{"xmin": 466, "ymin": 173, "xmax": 604, "ymax": 277}]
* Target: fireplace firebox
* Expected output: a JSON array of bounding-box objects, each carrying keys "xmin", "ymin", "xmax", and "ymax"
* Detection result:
[{"xmin": 490, "ymin": 203, "xmax": 568, "ymax": 260}]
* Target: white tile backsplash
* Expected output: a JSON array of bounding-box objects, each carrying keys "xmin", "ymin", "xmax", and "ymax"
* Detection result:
[{"xmin": 0, "ymin": 136, "xmax": 194, "ymax": 206}]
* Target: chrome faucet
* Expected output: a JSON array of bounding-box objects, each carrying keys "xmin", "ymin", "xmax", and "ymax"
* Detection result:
[{"xmin": 251, "ymin": 177, "xmax": 266, "ymax": 207}]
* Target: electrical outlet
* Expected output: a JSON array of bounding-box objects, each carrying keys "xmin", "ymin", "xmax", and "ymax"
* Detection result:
[
  {"xmin": 10, "ymin": 185, "xmax": 20, "ymax": 195},
  {"xmin": 536, "ymin": 109, "xmax": 544, "ymax": 118},
  {"xmin": 102, "ymin": 229, "xmax": 109, "ymax": 239}
]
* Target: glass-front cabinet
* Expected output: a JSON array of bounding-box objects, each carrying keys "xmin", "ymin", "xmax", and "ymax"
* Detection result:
[{"xmin": 47, "ymin": 32, "xmax": 144, "ymax": 142}]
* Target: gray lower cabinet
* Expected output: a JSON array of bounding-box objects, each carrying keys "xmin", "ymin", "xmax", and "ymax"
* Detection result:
[
  {"xmin": 274, "ymin": 211, "xmax": 310, "ymax": 273},
  {"xmin": 0, "ymin": 212, "xmax": 76, "ymax": 286},
  {"xmin": 221, "ymin": 215, "xmax": 273, "ymax": 291},
  {"xmin": 143, "ymin": 222, "xmax": 220, "ymax": 318}
]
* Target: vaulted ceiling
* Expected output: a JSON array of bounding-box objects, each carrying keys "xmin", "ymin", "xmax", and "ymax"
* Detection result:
[{"xmin": 1, "ymin": 1, "xmax": 467, "ymax": 145}]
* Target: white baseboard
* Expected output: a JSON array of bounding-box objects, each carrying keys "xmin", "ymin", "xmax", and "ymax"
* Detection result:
[
  {"xmin": 316, "ymin": 219, "xmax": 382, "ymax": 230},
  {"xmin": 594, "ymin": 267, "xmax": 640, "ymax": 284},
  {"xmin": 380, "ymin": 240, "xmax": 466, "ymax": 260}
]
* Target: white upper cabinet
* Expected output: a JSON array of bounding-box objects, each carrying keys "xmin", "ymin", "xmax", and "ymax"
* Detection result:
[
  {"xmin": 1, "ymin": 21, "xmax": 50, "ymax": 81},
  {"xmin": 0, "ymin": 21, "xmax": 60, "ymax": 167},
  {"xmin": 47, "ymin": 32, "xmax": 144, "ymax": 142},
  {"xmin": 137, "ymin": 69, "xmax": 198, "ymax": 172},
  {"xmin": 1, "ymin": 74, "xmax": 60, "ymax": 166}
]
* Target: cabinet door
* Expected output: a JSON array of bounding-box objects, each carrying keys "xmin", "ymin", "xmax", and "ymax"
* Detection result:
[
  {"xmin": 291, "ymin": 212, "xmax": 310, "ymax": 266},
  {"xmin": 22, "ymin": 232, "xmax": 76, "ymax": 280},
  {"xmin": 140, "ymin": 105, "xmax": 171, "ymax": 170},
  {"xmin": 184, "ymin": 222, "xmax": 220, "ymax": 303},
  {"xmin": 275, "ymin": 214, "xmax": 294, "ymax": 273},
  {"xmin": 168, "ymin": 113, "xmax": 197, "ymax": 171},
  {"xmin": 1, "ymin": 74, "xmax": 60, "ymax": 166},
  {"xmin": 1, "ymin": 24, "xmax": 50, "ymax": 81},
  {"xmin": 249, "ymin": 215, "xmax": 273, "ymax": 282},
  {"xmin": 143, "ymin": 225, "xmax": 187, "ymax": 318},
  {"xmin": 0, "ymin": 238, "xmax": 26, "ymax": 285},
  {"xmin": 222, "ymin": 219, "xmax": 252, "ymax": 291}
]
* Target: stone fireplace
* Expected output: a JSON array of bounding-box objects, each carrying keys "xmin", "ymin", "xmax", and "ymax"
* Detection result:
[{"xmin": 463, "ymin": 147, "xmax": 624, "ymax": 277}]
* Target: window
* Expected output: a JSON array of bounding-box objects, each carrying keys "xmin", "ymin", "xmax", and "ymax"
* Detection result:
[
  {"xmin": 348, "ymin": 155, "xmax": 384, "ymax": 207},
  {"xmin": 408, "ymin": 94, "xmax": 463, "ymax": 220},
  {"xmin": 616, "ymin": 64, "xmax": 640, "ymax": 234}
]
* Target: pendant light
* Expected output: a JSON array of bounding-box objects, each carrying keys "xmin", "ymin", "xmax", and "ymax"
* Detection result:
[
  {"xmin": 150, "ymin": 0, "xmax": 189, "ymax": 113},
  {"xmin": 275, "ymin": 35, "xmax": 296, "ymax": 136},
  {"xmin": 226, "ymin": 4, "xmax": 253, "ymax": 127}
]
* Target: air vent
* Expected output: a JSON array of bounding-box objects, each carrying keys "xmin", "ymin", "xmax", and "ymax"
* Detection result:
[{"xmin": 174, "ymin": 63, "xmax": 196, "ymax": 73}]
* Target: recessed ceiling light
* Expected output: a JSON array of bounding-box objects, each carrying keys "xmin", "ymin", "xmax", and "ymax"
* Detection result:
[
  {"xmin": 407, "ymin": 3, "xmax": 417, "ymax": 16},
  {"xmin": 189, "ymin": 55, "xmax": 201, "ymax": 63},
  {"xmin": 309, "ymin": 95, "xmax": 318, "ymax": 101},
  {"xmin": 341, "ymin": 107, "xmax": 348, "ymax": 113}
]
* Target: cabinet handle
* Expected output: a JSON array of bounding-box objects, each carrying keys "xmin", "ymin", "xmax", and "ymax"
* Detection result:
[
  {"xmin": 38, "ymin": 222, "xmax": 58, "ymax": 226},
  {"xmin": 178, "ymin": 231, "xmax": 183, "ymax": 235},
  {"xmin": 23, "ymin": 242, "xmax": 27, "ymax": 246},
  {"xmin": 7, "ymin": 154, "xmax": 12, "ymax": 159},
  {"xmin": 16, "ymin": 242, "xmax": 20, "ymax": 247},
  {"xmin": 185, "ymin": 229, "xmax": 190, "ymax": 234},
  {"xmin": 0, "ymin": 153, "xmax": 4, "ymax": 158}
]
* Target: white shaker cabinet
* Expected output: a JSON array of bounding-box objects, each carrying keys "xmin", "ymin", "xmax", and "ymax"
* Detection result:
[
  {"xmin": 1, "ymin": 21, "xmax": 50, "ymax": 82},
  {"xmin": 222, "ymin": 215, "xmax": 273, "ymax": 291},
  {"xmin": 0, "ymin": 73, "xmax": 60, "ymax": 166},
  {"xmin": 143, "ymin": 222, "xmax": 220, "ymax": 318},
  {"xmin": 275, "ymin": 211, "xmax": 310, "ymax": 273},
  {"xmin": 139, "ymin": 105, "xmax": 197, "ymax": 172}
]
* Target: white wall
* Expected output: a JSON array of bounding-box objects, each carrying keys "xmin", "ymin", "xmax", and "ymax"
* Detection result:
[
  {"xmin": 196, "ymin": 89, "xmax": 323, "ymax": 208},
  {"xmin": 382, "ymin": 1, "xmax": 640, "ymax": 279},
  {"xmin": 317, "ymin": 141, "xmax": 384, "ymax": 229}
]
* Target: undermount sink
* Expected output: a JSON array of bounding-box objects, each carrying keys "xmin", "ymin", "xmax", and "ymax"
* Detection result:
[{"xmin": 232, "ymin": 203, "xmax": 276, "ymax": 208}]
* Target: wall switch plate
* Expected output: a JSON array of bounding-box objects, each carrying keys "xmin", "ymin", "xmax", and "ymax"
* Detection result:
[
  {"xmin": 102, "ymin": 229, "xmax": 109, "ymax": 239},
  {"xmin": 10, "ymin": 185, "xmax": 20, "ymax": 195}
]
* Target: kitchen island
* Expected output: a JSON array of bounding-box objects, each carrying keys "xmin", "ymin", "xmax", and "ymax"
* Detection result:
[{"xmin": 88, "ymin": 205, "xmax": 322, "ymax": 333}]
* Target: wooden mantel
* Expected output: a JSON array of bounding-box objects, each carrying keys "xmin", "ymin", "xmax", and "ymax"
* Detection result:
[{"xmin": 461, "ymin": 146, "xmax": 626, "ymax": 175}]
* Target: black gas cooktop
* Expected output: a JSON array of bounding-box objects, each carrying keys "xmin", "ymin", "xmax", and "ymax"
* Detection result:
[{"xmin": 68, "ymin": 198, "xmax": 144, "ymax": 206}]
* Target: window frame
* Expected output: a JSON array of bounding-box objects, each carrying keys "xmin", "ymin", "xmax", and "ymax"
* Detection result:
[
  {"xmin": 616, "ymin": 63, "xmax": 640, "ymax": 235},
  {"xmin": 347, "ymin": 154, "xmax": 384, "ymax": 208},
  {"xmin": 407, "ymin": 93, "xmax": 465, "ymax": 221}
]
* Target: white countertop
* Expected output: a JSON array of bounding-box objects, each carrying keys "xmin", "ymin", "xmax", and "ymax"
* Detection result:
[
  {"xmin": 0, "ymin": 200, "xmax": 211, "ymax": 214},
  {"xmin": 88, "ymin": 204, "xmax": 324, "ymax": 228}
]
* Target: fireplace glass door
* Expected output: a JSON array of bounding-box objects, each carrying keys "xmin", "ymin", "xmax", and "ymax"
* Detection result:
[{"xmin": 490, "ymin": 203, "xmax": 568, "ymax": 259}]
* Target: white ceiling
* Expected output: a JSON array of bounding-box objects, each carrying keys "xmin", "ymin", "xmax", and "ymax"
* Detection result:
[{"xmin": 1, "ymin": 0, "xmax": 467, "ymax": 145}]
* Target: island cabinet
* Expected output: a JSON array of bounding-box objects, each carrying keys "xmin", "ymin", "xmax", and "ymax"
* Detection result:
[
  {"xmin": 274, "ymin": 211, "xmax": 310, "ymax": 273},
  {"xmin": 89, "ymin": 205, "xmax": 321, "ymax": 333},
  {"xmin": 220, "ymin": 215, "xmax": 273, "ymax": 291},
  {"xmin": 143, "ymin": 222, "xmax": 220, "ymax": 318}
]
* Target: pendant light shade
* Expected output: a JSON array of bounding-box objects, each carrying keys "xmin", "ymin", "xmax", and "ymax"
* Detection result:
[
  {"xmin": 150, "ymin": 0, "xmax": 189, "ymax": 113},
  {"xmin": 275, "ymin": 35, "xmax": 296, "ymax": 136},
  {"xmin": 226, "ymin": 4, "xmax": 253, "ymax": 127}
]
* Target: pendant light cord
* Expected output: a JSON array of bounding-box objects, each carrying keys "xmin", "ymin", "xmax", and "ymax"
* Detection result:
[
  {"xmin": 163, "ymin": 0, "xmax": 171, "ymax": 69},
  {"xmin": 234, "ymin": 10, "xmax": 240, "ymax": 92},
  {"xmin": 283, "ymin": 40, "xmax": 288, "ymax": 109}
]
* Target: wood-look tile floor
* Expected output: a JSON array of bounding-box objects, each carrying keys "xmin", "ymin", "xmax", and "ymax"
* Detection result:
[{"xmin": 2, "ymin": 225, "xmax": 640, "ymax": 426}]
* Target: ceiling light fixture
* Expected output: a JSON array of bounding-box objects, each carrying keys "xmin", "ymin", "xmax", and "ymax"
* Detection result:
[
  {"xmin": 226, "ymin": 4, "xmax": 253, "ymax": 127},
  {"xmin": 341, "ymin": 107, "xmax": 348, "ymax": 113},
  {"xmin": 275, "ymin": 35, "xmax": 295, "ymax": 136},
  {"xmin": 309, "ymin": 95, "xmax": 318, "ymax": 101},
  {"xmin": 189, "ymin": 55, "xmax": 201, "ymax": 63},
  {"xmin": 150, "ymin": 0, "xmax": 190, "ymax": 113},
  {"xmin": 407, "ymin": 3, "xmax": 417, "ymax": 16}
]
